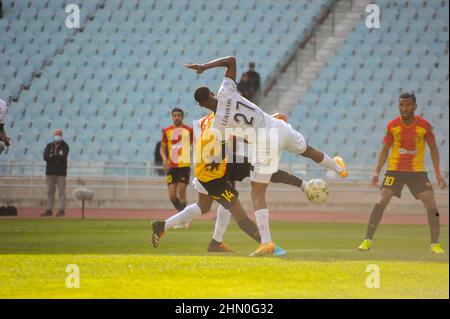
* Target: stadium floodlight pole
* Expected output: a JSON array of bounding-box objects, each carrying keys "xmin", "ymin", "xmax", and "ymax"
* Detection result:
[{"xmin": 82, "ymin": 200, "xmax": 86, "ymax": 219}]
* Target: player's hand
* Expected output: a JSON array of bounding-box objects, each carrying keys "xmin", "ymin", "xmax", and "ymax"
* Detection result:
[
  {"xmin": 370, "ymin": 173, "xmax": 379, "ymax": 187},
  {"xmin": 436, "ymin": 174, "xmax": 447, "ymax": 189},
  {"xmin": 272, "ymin": 113, "xmax": 288, "ymax": 123},
  {"xmin": 185, "ymin": 63, "xmax": 205, "ymax": 74}
]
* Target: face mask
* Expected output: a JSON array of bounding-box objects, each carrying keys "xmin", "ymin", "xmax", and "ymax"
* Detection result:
[{"xmin": 54, "ymin": 135, "xmax": 62, "ymax": 142}]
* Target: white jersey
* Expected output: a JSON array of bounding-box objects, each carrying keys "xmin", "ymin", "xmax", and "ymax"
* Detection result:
[
  {"xmin": 0, "ymin": 98, "xmax": 7, "ymax": 124},
  {"xmin": 211, "ymin": 77, "xmax": 279, "ymax": 139},
  {"xmin": 211, "ymin": 77, "xmax": 307, "ymax": 182}
]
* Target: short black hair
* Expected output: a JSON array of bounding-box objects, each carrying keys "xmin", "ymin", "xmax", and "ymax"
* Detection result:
[
  {"xmin": 399, "ymin": 92, "xmax": 416, "ymax": 103},
  {"xmin": 171, "ymin": 107, "xmax": 184, "ymax": 116},
  {"xmin": 194, "ymin": 86, "xmax": 211, "ymax": 103}
]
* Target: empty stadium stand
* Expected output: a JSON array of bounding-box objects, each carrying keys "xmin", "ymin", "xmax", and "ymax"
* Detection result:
[
  {"xmin": 1, "ymin": 0, "xmax": 333, "ymax": 166},
  {"xmin": 0, "ymin": 0, "xmax": 448, "ymax": 179},
  {"xmin": 288, "ymin": 0, "xmax": 449, "ymax": 173}
]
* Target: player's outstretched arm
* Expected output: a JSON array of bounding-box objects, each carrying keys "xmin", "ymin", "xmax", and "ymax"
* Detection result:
[
  {"xmin": 429, "ymin": 142, "xmax": 447, "ymax": 189},
  {"xmin": 371, "ymin": 144, "xmax": 390, "ymax": 187},
  {"xmin": 185, "ymin": 56, "xmax": 237, "ymax": 82}
]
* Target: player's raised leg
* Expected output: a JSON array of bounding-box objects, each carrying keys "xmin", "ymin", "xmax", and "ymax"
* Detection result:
[
  {"xmin": 302, "ymin": 145, "xmax": 347, "ymax": 178},
  {"xmin": 275, "ymin": 114, "xmax": 347, "ymax": 177}
]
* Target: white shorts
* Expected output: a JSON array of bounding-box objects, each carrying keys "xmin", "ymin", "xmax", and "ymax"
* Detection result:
[
  {"xmin": 249, "ymin": 119, "xmax": 307, "ymax": 184},
  {"xmin": 192, "ymin": 177, "xmax": 208, "ymax": 195}
]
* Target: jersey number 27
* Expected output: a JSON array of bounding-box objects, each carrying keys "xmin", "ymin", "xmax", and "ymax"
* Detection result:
[{"xmin": 233, "ymin": 101, "xmax": 255, "ymax": 126}]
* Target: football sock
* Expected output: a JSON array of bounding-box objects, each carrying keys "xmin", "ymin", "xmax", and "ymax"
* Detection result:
[
  {"xmin": 365, "ymin": 203, "xmax": 385, "ymax": 240},
  {"xmin": 319, "ymin": 153, "xmax": 343, "ymax": 174},
  {"xmin": 213, "ymin": 205, "xmax": 232, "ymax": 243},
  {"xmin": 164, "ymin": 203, "xmax": 202, "ymax": 231},
  {"xmin": 300, "ymin": 180, "xmax": 308, "ymax": 192},
  {"xmin": 255, "ymin": 208, "xmax": 271, "ymax": 244},
  {"xmin": 178, "ymin": 202, "xmax": 187, "ymax": 211},
  {"xmin": 270, "ymin": 170, "xmax": 303, "ymax": 188},
  {"xmin": 236, "ymin": 217, "xmax": 261, "ymax": 243},
  {"xmin": 427, "ymin": 207, "xmax": 440, "ymax": 243}
]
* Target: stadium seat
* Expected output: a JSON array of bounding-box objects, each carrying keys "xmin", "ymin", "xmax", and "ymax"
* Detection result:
[
  {"xmin": 290, "ymin": 0, "xmax": 449, "ymax": 169},
  {"xmin": 1, "ymin": 0, "xmax": 447, "ymax": 176}
]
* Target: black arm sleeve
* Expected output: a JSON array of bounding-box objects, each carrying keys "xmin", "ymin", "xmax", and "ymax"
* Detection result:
[{"xmin": 270, "ymin": 170, "xmax": 303, "ymax": 188}]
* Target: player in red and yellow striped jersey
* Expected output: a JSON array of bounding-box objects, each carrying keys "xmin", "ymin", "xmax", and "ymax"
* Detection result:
[
  {"xmin": 160, "ymin": 108, "xmax": 193, "ymax": 215},
  {"xmin": 358, "ymin": 92, "xmax": 447, "ymax": 254}
]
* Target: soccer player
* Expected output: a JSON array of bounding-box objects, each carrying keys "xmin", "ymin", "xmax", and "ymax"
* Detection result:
[
  {"xmin": 358, "ymin": 92, "xmax": 447, "ymax": 254},
  {"xmin": 185, "ymin": 56, "xmax": 347, "ymax": 256},
  {"xmin": 0, "ymin": 97, "xmax": 11, "ymax": 155},
  {"xmin": 160, "ymin": 108, "xmax": 193, "ymax": 228},
  {"xmin": 152, "ymin": 112, "xmax": 307, "ymax": 256}
]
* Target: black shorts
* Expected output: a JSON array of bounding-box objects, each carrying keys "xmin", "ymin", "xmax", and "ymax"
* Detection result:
[
  {"xmin": 166, "ymin": 167, "xmax": 190, "ymax": 185},
  {"xmin": 381, "ymin": 170, "xmax": 433, "ymax": 199},
  {"xmin": 199, "ymin": 176, "xmax": 239, "ymax": 209},
  {"xmin": 227, "ymin": 159, "xmax": 252, "ymax": 182}
]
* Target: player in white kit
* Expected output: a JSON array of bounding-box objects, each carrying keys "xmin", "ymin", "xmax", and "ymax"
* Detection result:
[
  {"xmin": 186, "ymin": 56, "xmax": 348, "ymax": 256},
  {"xmin": 0, "ymin": 98, "xmax": 11, "ymax": 155}
]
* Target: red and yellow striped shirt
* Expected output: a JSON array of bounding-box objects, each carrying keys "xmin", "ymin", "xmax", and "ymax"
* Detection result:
[
  {"xmin": 162, "ymin": 124, "xmax": 193, "ymax": 168},
  {"xmin": 384, "ymin": 115, "xmax": 435, "ymax": 172}
]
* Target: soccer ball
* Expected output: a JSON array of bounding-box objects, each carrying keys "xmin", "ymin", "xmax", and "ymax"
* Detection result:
[{"xmin": 305, "ymin": 179, "xmax": 329, "ymax": 203}]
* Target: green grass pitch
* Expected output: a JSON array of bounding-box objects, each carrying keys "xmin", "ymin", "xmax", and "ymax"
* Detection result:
[{"xmin": 0, "ymin": 219, "xmax": 448, "ymax": 298}]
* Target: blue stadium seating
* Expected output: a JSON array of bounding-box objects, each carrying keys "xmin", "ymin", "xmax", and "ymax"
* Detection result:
[
  {"xmin": 1, "ymin": 0, "xmax": 332, "ymax": 165},
  {"xmin": 0, "ymin": 0, "xmax": 448, "ymax": 177},
  {"xmin": 289, "ymin": 0, "xmax": 449, "ymax": 171}
]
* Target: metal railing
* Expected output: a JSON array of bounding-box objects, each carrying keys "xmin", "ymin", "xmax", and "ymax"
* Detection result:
[
  {"xmin": 0, "ymin": 161, "xmax": 166, "ymax": 199},
  {"xmin": 1, "ymin": 161, "xmax": 447, "ymax": 178},
  {"xmin": 1, "ymin": 161, "xmax": 448, "ymax": 196}
]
